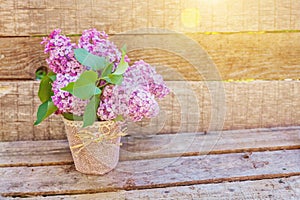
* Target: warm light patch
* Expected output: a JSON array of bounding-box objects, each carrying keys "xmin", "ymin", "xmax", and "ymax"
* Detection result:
[
  {"xmin": 211, "ymin": 0, "xmax": 223, "ymax": 5},
  {"xmin": 181, "ymin": 8, "xmax": 200, "ymax": 28}
]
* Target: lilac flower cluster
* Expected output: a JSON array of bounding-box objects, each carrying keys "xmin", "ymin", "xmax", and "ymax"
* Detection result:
[
  {"xmin": 97, "ymin": 85, "xmax": 118, "ymax": 121},
  {"xmin": 51, "ymin": 74, "xmax": 88, "ymax": 116},
  {"xmin": 126, "ymin": 88, "xmax": 160, "ymax": 121},
  {"xmin": 124, "ymin": 60, "xmax": 170, "ymax": 99},
  {"xmin": 43, "ymin": 28, "xmax": 170, "ymax": 122},
  {"xmin": 41, "ymin": 29, "xmax": 85, "ymax": 76},
  {"xmin": 42, "ymin": 29, "xmax": 88, "ymax": 115},
  {"xmin": 79, "ymin": 28, "xmax": 123, "ymax": 68},
  {"xmin": 97, "ymin": 60, "xmax": 169, "ymax": 122}
]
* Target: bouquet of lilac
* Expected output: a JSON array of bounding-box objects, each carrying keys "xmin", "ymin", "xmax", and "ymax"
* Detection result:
[{"xmin": 34, "ymin": 29, "xmax": 170, "ymax": 127}]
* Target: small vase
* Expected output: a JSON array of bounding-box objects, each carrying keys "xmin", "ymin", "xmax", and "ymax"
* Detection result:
[{"xmin": 62, "ymin": 118, "xmax": 122, "ymax": 175}]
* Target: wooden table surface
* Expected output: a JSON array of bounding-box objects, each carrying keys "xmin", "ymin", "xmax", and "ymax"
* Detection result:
[{"xmin": 0, "ymin": 127, "xmax": 300, "ymax": 199}]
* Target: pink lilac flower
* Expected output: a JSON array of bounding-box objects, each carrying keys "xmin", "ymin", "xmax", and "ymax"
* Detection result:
[
  {"xmin": 97, "ymin": 85, "xmax": 160, "ymax": 122},
  {"xmin": 126, "ymin": 88, "xmax": 159, "ymax": 122},
  {"xmin": 97, "ymin": 60, "xmax": 169, "ymax": 122},
  {"xmin": 72, "ymin": 98, "xmax": 90, "ymax": 116},
  {"xmin": 148, "ymin": 75, "xmax": 170, "ymax": 99},
  {"xmin": 124, "ymin": 60, "xmax": 170, "ymax": 99},
  {"xmin": 43, "ymin": 29, "xmax": 169, "ymax": 122},
  {"xmin": 79, "ymin": 28, "xmax": 122, "ymax": 65},
  {"xmin": 41, "ymin": 29, "xmax": 85, "ymax": 76},
  {"xmin": 97, "ymin": 85, "xmax": 118, "ymax": 121},
  {"xmin": 52, "ymin": 74, "xmax": 88, "ymax": 116}
]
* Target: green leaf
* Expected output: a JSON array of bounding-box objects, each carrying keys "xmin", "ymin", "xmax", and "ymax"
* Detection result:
[
  {"xmin": 103, "ymin": 74, "xmax": 124, "ymax": 85},
  {"xmin": 113, "ymin": 47, "xmax": 129, "ymax": 75},
  {"xmin": 62, "ymin": 113, "xmax": 83, "ymax": 121},
  {"xmin": 101, "ymin": 63, "xmax": 114, "ymax": 78},
  {"xmin": 120, "ymin": 44, "xmax": 127, "ymax": 53},
  {"xmin": 83, "ymin": 95, "xmax": 100, "ymax": 127},
  {"xmin": 61, "ymin": 71, "xmax": 101, "ymax": 100},
  {"xmin": 38, "ymin": 72, "xmax": 56, "ymax": 103},
  {"xmin": 48, "ymin": 71, "xmax": 57, "ymax": 82},
  {"xmin": 34, "ymin": 100, "xmax": 58, "ymax": 126},
  {"xmin": 35, "ymin": 68, "xmax": 47, "ymax": 80},
  {"xmin": 113, "ymin": 115, "xmax": 124, "ymax": 122},
  {"xmin": 61, "ymin": 82, "xmax": 75, "ymax": 93},
  {"xmin": 74, "ymin": 48, "xmax": 109, "ymax": 71}
]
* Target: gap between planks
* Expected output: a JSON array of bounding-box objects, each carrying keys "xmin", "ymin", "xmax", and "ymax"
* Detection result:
[
  {"xmin": 3, "ymin": 173, "xmax": 300, "ymax": 198},
  {"xmin": 0, "ymin": 127, "xmax": 299, "ymax": 167},
  {"xmin": 4, "ymin": 173, "xmax": 300, "ymax": 200},
  {"xmin": 14, "ymin": 176, "xmax": 300, "ymax": 200}
]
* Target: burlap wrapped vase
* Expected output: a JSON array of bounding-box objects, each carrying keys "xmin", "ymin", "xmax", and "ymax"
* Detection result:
[{"xmin": 63, "ymin": 118, "xmax": 125, "ymax": 175}]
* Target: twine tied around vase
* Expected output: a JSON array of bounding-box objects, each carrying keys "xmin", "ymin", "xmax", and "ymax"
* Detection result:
[{"xmin": 63, "ymin": 118, "xmax": 127, "ymax": 156}]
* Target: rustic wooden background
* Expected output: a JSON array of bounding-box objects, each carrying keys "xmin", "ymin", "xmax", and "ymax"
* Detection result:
[
  {"xmin": 1, "ymin": 0, "xmax": 299, "ymax": 35},
  {"xmin": 0, "ymin": 0, "xmax": 299, "ymax": 141}
]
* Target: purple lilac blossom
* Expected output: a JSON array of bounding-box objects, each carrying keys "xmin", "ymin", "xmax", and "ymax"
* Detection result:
[
  {"xmin": 97, "ymin": 85, "xmax": 118, "ymax": 121},
  {"xmin": 51, "ymin": 74, "xmax": 88, "ymax": 116},
  {"xmin": 43, "ymin": 29, "xmax": 169, "ymax": 122},
  {"xmin": 97, "ymin": 60, "xmax": 169, "ymax": 122},
  {"xmin": 126, "ymin": 88, "xmax": 159, "ymax": 121},
  {"xmin": 42, "ymin": 29, "xmax": 87, "ymax": 115},
  {"xmin": 97, "ymin": 85, "xmax": 160, "ymax": 122},
  {"xmin": 41, "ymin": 29, "xmax": 85, "ymax": 76},
  {"xmin": 124, "ymin": 60, "xmax": 170, "ymax": 99},
  {"xmin": 79, "ymin": 28, "xmax": 122, "ymax": 65}
]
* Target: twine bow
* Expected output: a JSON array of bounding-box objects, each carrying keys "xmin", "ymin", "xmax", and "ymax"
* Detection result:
[{"xmin": 70, "ymin": 121, "xmax": 127, "ymax": 155}]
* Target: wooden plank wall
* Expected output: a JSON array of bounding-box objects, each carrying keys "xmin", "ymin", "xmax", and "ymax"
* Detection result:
[
  {"xmin": 0, "ymin": 0, "xmax": 300, "ymax": 80},
  {"xmin": 1, "ymin": 0, "xmax": 299, "ymax": 36},
  {"xmin": 0, "ymin": 0, "xmax": 299, "ymax": 141},
  {"xmin": 1, "ymin": 33, "xmax": 300, "ymax": 80},
  {"xmin": 0, "ymin": 81, "xmax": 299, "ymax": 141}
]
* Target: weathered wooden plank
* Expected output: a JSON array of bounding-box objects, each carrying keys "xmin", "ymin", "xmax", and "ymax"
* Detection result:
[
  {"xmin": 1, "ymin": 81, "xmax": 300, "ymax": 141},
  {"xmin": 0, "ymin": 140, "xmax": 72, "ymax": 167},
  {"xmin": 1, "ymin": 0, "xmax": 299, "ymax": 36},
  {"xmin": 0, "ymin": 81, "xmax": 65, "ymax": 141},
  {"xmin": 19, "ymin": 176, "xmax": 300, "ymax": 200},
  {"xmin": 0, "ymin": 37, "xmax": 45, "ymax": 79},
  {"xmin": 0, "ymin": 150, "xmax": 299, "ymax": 197},
  {"xmin": 1, "ymin": 33, "xmax": 300, "ymax": 80},
  {"xmin": 0, "ymin": 127, "xmax": 299, "ymax": 167},
  {"xmin": 122, "ymin": 127, "xmax": 300, "ymax": 160},
  {"xmin": 186, "ymin": 33, "xmax": 300, "ymax": 81}
]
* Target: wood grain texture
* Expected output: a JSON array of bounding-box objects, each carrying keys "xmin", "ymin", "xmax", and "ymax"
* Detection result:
[
  {"xmin": 1, "ymin": 33, "xmax": 300, "ymax": 80},
  {"xmin": 0, "ymin": 127, "xmax": 299, "ymax": 167},
  {"xmin": 0, "ymin": 81, "xmax": 65, "ymax": 141},
  {"xmin": 1, "ymin": 81, "xmax": 300, "ymax": 141},
  {"xmin": 19, "ymin": 176, "xmax": 300, "ymax": 200},
  {"xmin": 0, "ymin": 0, "xmax": 299, "ymax": 36},
  {"xmin": 1, "ymin": 150, "xmax": 300, "ymax": 197},
  {"xmin": 0, "ymin": 37, "xmax": 45, "ymax": 79}
]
